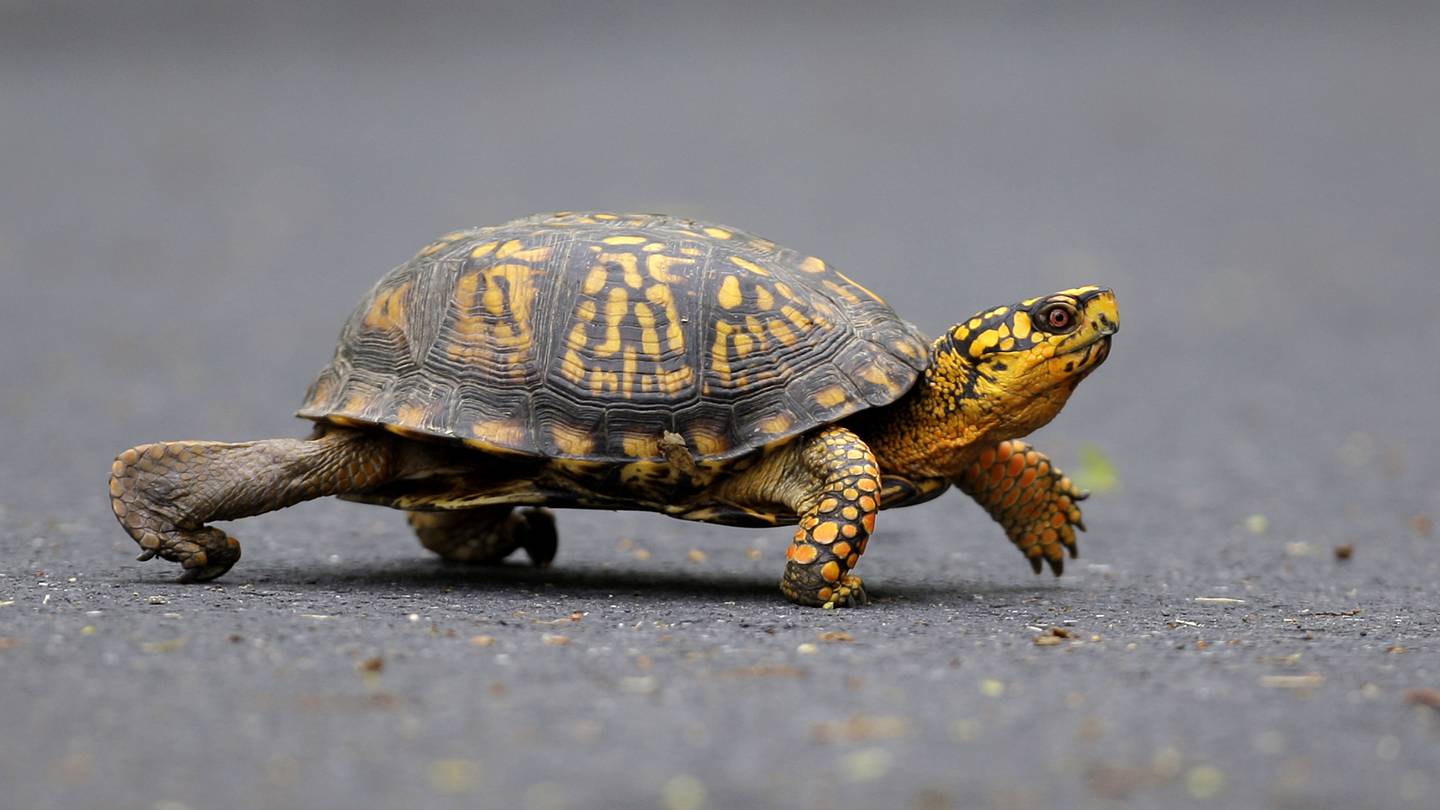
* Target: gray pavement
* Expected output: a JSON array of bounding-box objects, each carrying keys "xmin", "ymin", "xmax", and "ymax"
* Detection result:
[{"xmin": 2, "ymin": 2, "xmax": 1439, "ymax": 808}]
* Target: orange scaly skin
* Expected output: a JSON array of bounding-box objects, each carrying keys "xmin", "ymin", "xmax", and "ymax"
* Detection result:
[
  {"xmin": 778, "ymin": 427, "xmax": 881, "ymax": 608},
  {"xmin": 955, "ymin": 440, "xmax": 1086, "ymax": 575}
]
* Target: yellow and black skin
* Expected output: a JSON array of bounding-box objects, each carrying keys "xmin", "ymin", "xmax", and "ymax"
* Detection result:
[{"xmin": 109, "ymin": 212, "xmax": 1118, "ymax": 607}]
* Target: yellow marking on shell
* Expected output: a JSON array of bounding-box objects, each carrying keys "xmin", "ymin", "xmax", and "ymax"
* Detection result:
[
  {"xmin": 551, "ymin": 424, "xmax": 595, "ymax": 456},
  {"xmin": 800, "ymin": 256, "xmax": 827, "ymax": 273},
  {"xmin": 659, "ymin": 366, "xmax": 693, "ymax": 394},
  {"xmin": 680, "ymin": 246, "xmax": 702, "ymax": 256},
  {"xmin": 717, "ymin": 275, "xmax": 743, "ymax": 309},
  {"xmin": 767, "ymin": 319, "xmax": 798, "ymax": 346},
  {"xmin": 758, "ymin": 413, "xmax": 793, "ymax": 435},
  {"xmin": 754, "ymin": 285, "xmax": 774, "ymax": 310},
  {"xmin": 634, "ymin": 303, "xmax": 661, "ymax": 356},
  {"xmin": 645, "ymin": 284, "xmax": 685, "ymax": 351},
  {"xmin": 1011, "ymin": 311, "xmax": 1032, "ymax": 340},
  {"xmin": 892, "ymin": 340, "xmax": 921, "ymax": 358},
  {"xmin": 588, "ymin": 367, "xmax": 620, "ymax": 394},
  {"xmin": 597, "ymin": 286, "xmax": 630, "ymax": 356},
  {"xmin": 602, "ymin": 235, "xmax": 648, "ymax": 245},
  {"xmin": 469, "ymin": 241, "xmax": 497, "ymax": 260},
  {"xmin": 814, "ymin": 386, "xmax": 847, "ymax": 408},
  {"xmin": 472, "ymin": 419, "xmax": 526, "ymax": 447},
  {"xmin": 728, "ymin": 256, "xmax": 769, "ymax": 276},
  {"xmin": 822, "ymin": 280, "xmax": 861, "ymax": 305},
  {"xmin": 748, "ymin": 238, "xmax": 776, "ymax": 253},
  {"xmin": 710, "ymin": 321, "xmax": 735, "ymax": 383},
  {"xmin": 688, "ymin": 430, "xmax": 727, "ymax": 456},
  {"xmin": 703, "ymin": 227, "xmax": 732, "ymax": 239},
  {"xmin": 622, "ymin": 433, "xmax": 659, "ymax": 458},
  {"xmin": 860, "ymin": 366, "xmax": 892, "ymax": 389},
  {"xmin": 394, "ymin": 403, "xmax": 429, "ymax": 427},
  {"xmin": 642, "ymin": 242, "xmax": 666, "ymax": 253},
  {"xmin": 599, "ymin": 251, "xmax": 643, "ymax": 288},
  {"xmin": 834, "ymin": 270, "xmax": 885, "ymax": 302},
  {"xmin": 646, "ymin": 253, "xmax": 693, "ymax": 283},
  {"xmin": 733, "ymin": 332, "xmax": 756, "ymax": 357},
  {"xmin": 362, "ymin": 282, "xmax": 410, "ymax": 333},
  {"xmin": 622, "ymin": 347, "xmax": 639, "ymax": 395},
  {"xmin": 582, "ymin": 266, "xmax": 608, "ymax": 294},
  {"xmin": 566, "ymin": 322, "xmax": 588, "ymax": 350},
  {"xmin": 592, "ymin": 213, "xmax": 619, "ymax": 221},
  {"xmin": 341, "ymin": 393, "xmax": 370, "ymax": 414},
  {"xmin": 781, "ymin": 304, "xmax": 812, "ymax": 331},
  {"xmin": 495, "ymin": 240, "xmax": 552, "ymax": 263},
  {"xmin": 575, "ymin": 299, "xmax": 597, "ymax": 321},
  {"xmin": 560, "ymin": 350, "xmax": 587, "ymax": 383}
]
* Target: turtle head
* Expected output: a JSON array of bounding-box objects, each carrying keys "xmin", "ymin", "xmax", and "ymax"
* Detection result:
[{"xmin": 898, "ymin": 286, "xmax": 1117, "ymax": 474}]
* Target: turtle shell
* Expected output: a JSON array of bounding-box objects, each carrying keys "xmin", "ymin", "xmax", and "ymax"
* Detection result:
[{"xmin": 298, "ymin": 212, "xmax": 930, "ymax": 462}]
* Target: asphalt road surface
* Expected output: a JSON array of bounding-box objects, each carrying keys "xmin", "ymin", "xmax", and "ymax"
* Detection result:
[{"xmin": 3, "ymin": 3, "xmax": 1438, "ymax": 808}]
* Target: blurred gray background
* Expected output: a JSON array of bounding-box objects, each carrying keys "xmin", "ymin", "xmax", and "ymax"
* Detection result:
[{"xmin": 2, "ymin": 2, "xmax": 1438, "ymax": 809}]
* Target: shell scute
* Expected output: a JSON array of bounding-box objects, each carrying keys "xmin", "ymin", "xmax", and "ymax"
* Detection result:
[{"xmin": 298, "ymin": 213, "xmax": 928, "ymax": 462}]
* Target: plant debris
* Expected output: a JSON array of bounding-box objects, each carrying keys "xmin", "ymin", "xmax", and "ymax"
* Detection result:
[
  {"xmin": 1333, "ymin": 544, "xmax": 1354, "ymax": 560},
  {"xmin": 1402, "ymin": 688, "xmax": 1440, "ymax": 709}
]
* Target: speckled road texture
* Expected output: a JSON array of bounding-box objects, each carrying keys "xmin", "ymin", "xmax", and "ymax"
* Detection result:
[{"xmin": 2, "ymin": 3, "xmax": 1438, "ymax": 809}]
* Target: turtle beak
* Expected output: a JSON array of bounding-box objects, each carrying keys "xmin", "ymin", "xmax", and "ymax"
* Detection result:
[{"xmin": 1081, "ymin": 288, "xmax": 1119, "ymax": 337}]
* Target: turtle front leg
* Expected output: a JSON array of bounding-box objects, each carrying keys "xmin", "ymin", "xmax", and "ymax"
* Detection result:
[
  {"xmin": 954, "ymin": 440, "xmax": 1086, "ymax": 575},
  {"xmin": 778, "ymin": 427, "xmax": 882, "ymax": 608},
  {"xmin": 408, "ymin": 507, "xmax": 558, "ymax": 567},
  {"xmin": 108, "ymin": 428, "xmax": 399, "ymax": 582}
]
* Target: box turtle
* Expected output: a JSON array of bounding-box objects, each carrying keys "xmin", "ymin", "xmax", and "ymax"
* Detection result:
[{"xmin": 109, "ymin": 212, "xmax": 1118, "ymax": 607}]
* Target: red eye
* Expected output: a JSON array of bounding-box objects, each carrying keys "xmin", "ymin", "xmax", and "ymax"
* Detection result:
[{"xmin": 1042, "ymin": 305, "xmax": 1074, "ymax": 331}]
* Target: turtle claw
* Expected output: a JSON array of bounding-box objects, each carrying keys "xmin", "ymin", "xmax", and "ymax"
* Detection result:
[{"xmin": 136, "ymin": 550, "xmax": 157, "ymax": 562}]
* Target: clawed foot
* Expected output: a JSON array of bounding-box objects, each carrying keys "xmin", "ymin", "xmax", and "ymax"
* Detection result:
[
  {"xmin": 781, "ymin": 572, "xmax": 870, "ymax": 608},
  {"xmin": 111, "ymin": 446, "xmax": 243, "ymax": 583},
  {"xmin": 1020, "ymin": 485, "xmax": 1087, "ymax": 577}
]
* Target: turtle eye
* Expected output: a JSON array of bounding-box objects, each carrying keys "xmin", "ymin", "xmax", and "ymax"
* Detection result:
[{"xmin": 1037, "ymin": 302, "xmax": 1077, "ymax": 333}]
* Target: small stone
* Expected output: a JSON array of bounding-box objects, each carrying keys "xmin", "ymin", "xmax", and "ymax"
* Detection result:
[
  {"xmin": 840, "ymin": 748, "xmax": 893, "ymax": 782},
  {"xmin": 541, "ymin": 633, "xmax": 570, "ymax": 646},
  {"xmin": 796, "ymin": 642, "xmax": 818, "ymax": 655},
  {"xmin": 469, "ymin": 635, "xmax": 496, "ymax": 647},
  {"xmin": 687, "ymin": 549, "xmax": 707, "ymax": 563},
  {"xmin": 1185, "ymin": 765, "xmax": 1226, "ymax": 799},
  {"xmin": 980, "ymin": 679, "xmax": 1005, "ymax": 698},
  {"xmin": 428, "ymin": 759, "xmax": 482, "ymax": 794},
  {"xmin": 1333, "ymin": 544, "xmax": 1354, "ymax": 560},
  {"xmin": 817, "ymin": 631, "xmax": 853, "ymax": 642},
  {"xmin": 1244, "ymin": 514, "xmax": 1269, "ymax": 535},
  {"xmin": 1402, "ymin": 687, "xmax": 1440, "ymax": 709},
  {"xmin": 147, "ymin": 595, "xmax": 168, "ymax": 605},
  {"xmin": 661, "ymin": 775, "xmax": 706, "ymax": 810}
]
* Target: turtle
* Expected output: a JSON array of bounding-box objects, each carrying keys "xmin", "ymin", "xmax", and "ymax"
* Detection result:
[{"xmin": 108, "ymin": 211, "xmax": 1118, "ymax": 607}]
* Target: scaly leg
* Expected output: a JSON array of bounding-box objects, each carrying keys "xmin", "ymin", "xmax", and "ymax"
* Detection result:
[
  {"xmin": 955, "ymin": 440, "xmax": 1086, "ymax": 575},
  {"xmin": 108, "ymin": 428, "xmax": 399, "ymax": 582},
  {"xmin": 779, "ymin": 427, "xmax": 882, "ymax": 608},
  {"xmin": 407, "ymin": 507, "xmax": 558, "ymax": 567}
]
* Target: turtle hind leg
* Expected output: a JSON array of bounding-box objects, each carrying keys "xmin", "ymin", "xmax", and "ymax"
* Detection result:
[
  {"xmin": 109, "ymin": 428, "xmax": 399, "ymax": 582},
  {"xmin": 407, "ymin": 507, "xmax": 557, "ymax": 567}
]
